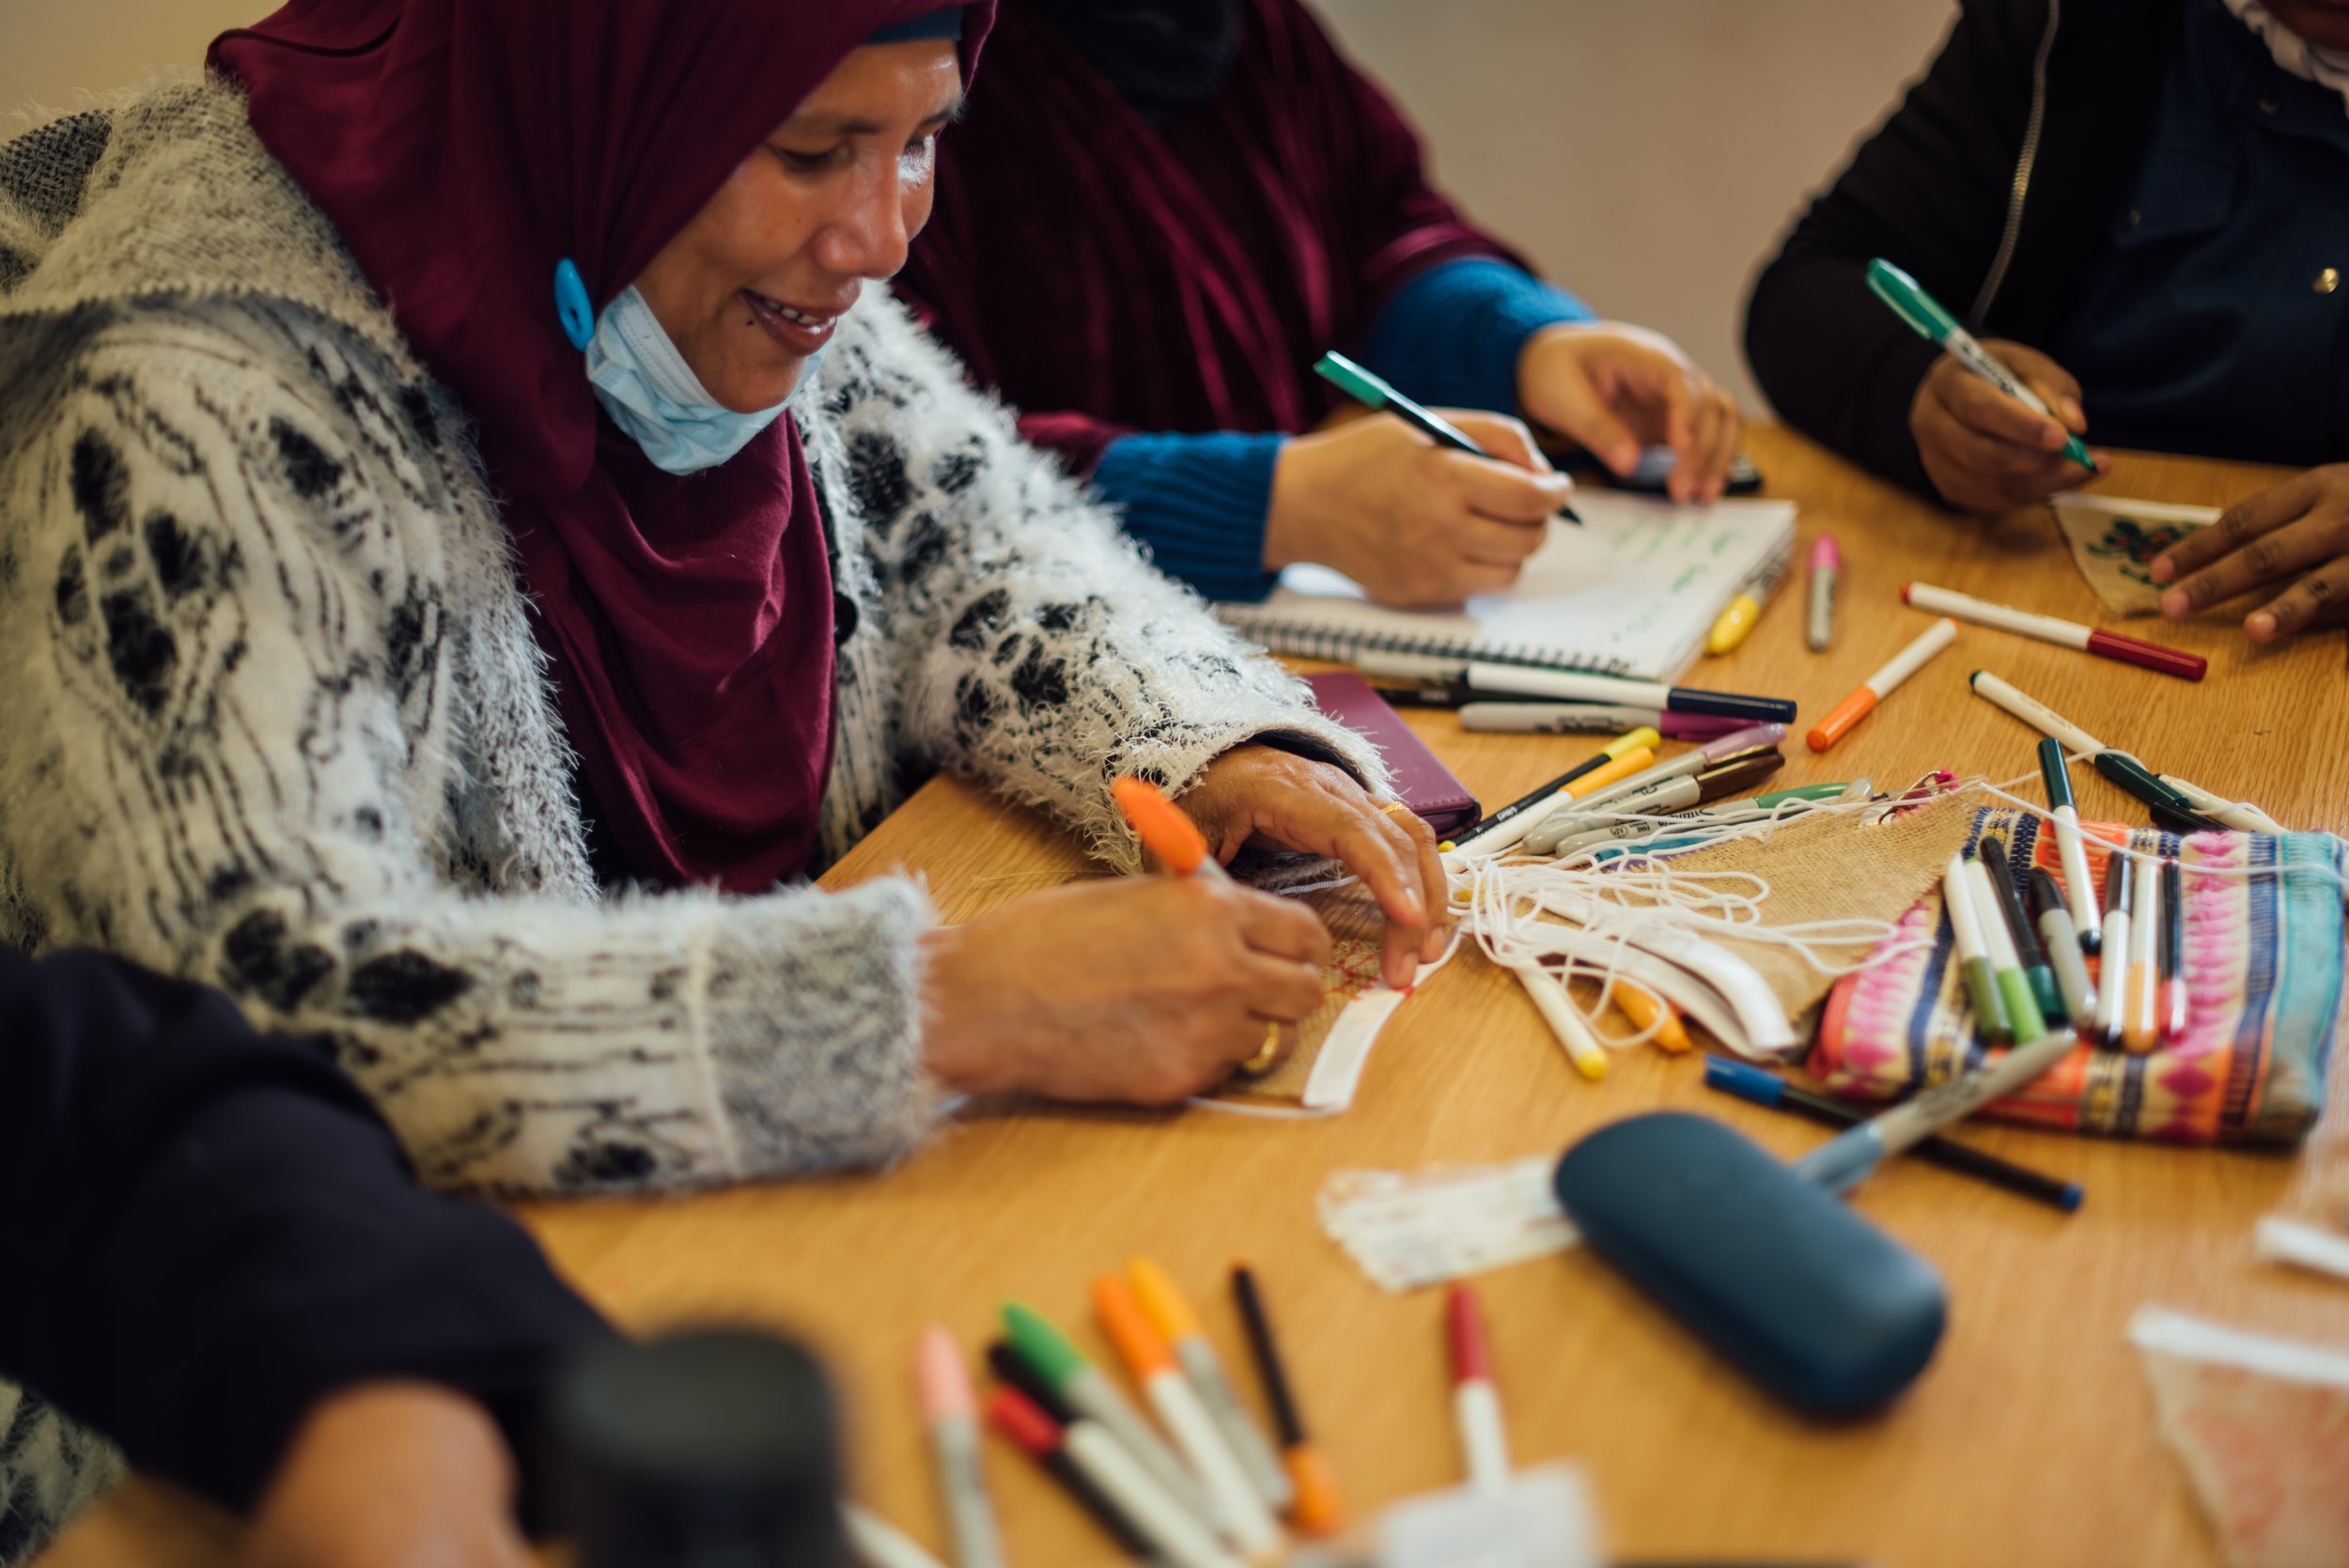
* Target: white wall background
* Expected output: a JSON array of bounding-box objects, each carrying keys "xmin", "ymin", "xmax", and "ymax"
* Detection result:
[{"xmin": 0, "ymin": 0, "xmax": 1959, "ymax": 413}]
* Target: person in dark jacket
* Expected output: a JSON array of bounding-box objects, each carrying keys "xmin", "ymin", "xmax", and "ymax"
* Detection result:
[
  {"xmin": 0, "ymin": 946, "xmax": 612, "ymax": 1565},
  {"xmin": 898, "ymin": 0, "xmax": 1746, "ymax": 610},
  {"xmin": 1746, "ymin": 0, "xmax": 2349, "ymax": 644}
]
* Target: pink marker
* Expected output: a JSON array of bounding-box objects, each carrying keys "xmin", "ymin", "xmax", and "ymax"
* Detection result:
[
  {"xmin": 1807, "ymin": 536, "xmax": 1841, "ymax": 651},
  {"xmin": 917, "ymin": 1326, "xmax": 1004, "ymax": 1568}
]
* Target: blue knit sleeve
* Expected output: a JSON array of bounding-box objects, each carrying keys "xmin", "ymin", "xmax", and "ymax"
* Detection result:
[
  {"xmin": 1089, "ymin": 430, "xmax": 1288, "ymax": 603},
  {"xmin": 1357, "ymin": 256, "xmax": 1595, "ymax": 415}
]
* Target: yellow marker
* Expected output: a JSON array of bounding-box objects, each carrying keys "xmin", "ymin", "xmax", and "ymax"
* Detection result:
[
  {"xmin": 1514, "ymin": 965, "xmax": 1609, "ymax": 1081},
  {"xmin": 1613, "ymin": 983, "xmax": 1690, "ymax": 1052},
  {"xmin": 1559, "ymin": 746, "xmax": 1657, "ymax": 802},
  {"xmin": 1706, "ymin": 593, "xmax": 1763, "ymax": 655}
]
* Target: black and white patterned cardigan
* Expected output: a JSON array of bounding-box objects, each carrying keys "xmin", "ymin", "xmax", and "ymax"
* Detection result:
[{"xmin": 0, "ymin": 80, "xmax": 1386, "ymax": 1196}]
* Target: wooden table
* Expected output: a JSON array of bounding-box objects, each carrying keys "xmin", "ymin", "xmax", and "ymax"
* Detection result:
[{"xmin": 39, "ymin": 427, "xmax": 2349, "ymax": 1568}]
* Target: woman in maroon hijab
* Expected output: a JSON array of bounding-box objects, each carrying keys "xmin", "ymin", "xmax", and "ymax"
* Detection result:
[
  {"xmin": 0, "ymin": 0, "xmax": 1444, "ymax": 1210},
  {"xmin": 899, "ymin": 0, "xmax": 1746, "ymax": 608}
]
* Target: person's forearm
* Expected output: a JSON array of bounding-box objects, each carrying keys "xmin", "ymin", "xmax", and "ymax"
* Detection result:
[
  {"xmin": 1356, "ymin": 256, "xmax": 1594, "ymax": 417},
  {"xmin": 0, "ymin": 949, "xmax": 615, "ymax": 1514}
]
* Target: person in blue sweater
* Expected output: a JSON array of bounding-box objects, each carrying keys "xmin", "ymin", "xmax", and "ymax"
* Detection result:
[
  {"xmin": 896, "ymin": 0, "xmax": 1745, "ymax": 609},
  {"xmin": 0, "ymin": 946, "xmax": 612, "ymax": 1565}
]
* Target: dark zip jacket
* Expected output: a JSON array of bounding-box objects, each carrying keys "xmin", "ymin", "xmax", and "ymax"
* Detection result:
[
  {"xmin": 0, "ymin": 948, "xmax": 612, "ymax": 1550},
  {"xmin": 1745, "ymin": 0, "xmax": 2187, "ymax": 496}
]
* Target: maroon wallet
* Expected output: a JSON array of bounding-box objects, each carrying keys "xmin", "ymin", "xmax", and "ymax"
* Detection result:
[{"xmin": 1302, "ymin": 670, "xmax": 1482, "ymax": 836}]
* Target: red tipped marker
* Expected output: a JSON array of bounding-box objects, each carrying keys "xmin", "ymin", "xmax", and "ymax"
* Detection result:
[
  {"xmin": 1902, "ymin": 582, "xmax": 2204, "ymax": 680},
  {"xmin": 983, "ymin": 1386, "xmax": 1202, "ymax": 1566},
  {"xmin": 1446, "ymin": 1285, "xmax": 1511, "ymax": 1494}
]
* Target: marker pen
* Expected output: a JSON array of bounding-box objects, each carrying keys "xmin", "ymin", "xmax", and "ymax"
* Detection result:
[
  {"xmin": 1461, "ymin": 660, "xmax": 1797, "ymax": 725},
  {"xmin": 1980, "ymin": 835, "xmax": 2063, "ymax": 1024},
  {"xmin": 1315, "ymin": 351, "xmax": 1582, "ymax": 524},
  {"xmin": 1805, "ymin": 615, "xmax": 1956, "ymax": 753},
  {"xmin": 1613, "ymin": 982, "xmax": 1691, "ymax": 1052},
  {"xmin": 1945, "ymin": 853, "xmax": 2012, "ymax": 1045},
  {"xmin": 2160, "ymin": 859, "xmax": 2187, "ymax": 1043},
  {"xmin": 2158, "ymin": 773, "xmax": 2284, "ymax": 835},
  {"xmin": 1706, "ymin": 592, "xmax": 1763, "ymax": 655},
  {"xmin": 2123, "ymin": 857, "xmax": 2160, "ymax": 1054},
  {"xmin": 1569, "ymin": 725, "xmax": 1788, "ymax": 812},
  {"xmin": 2026, "ymin": 869, "xmax": 2096, "ymax": 1032},
  {"xmin": 1442, "ymin": 728, "xmax": 1662, "ymax": 855},
  {"xmin": 1513, "ymin": 964, "xmax": 1609, "ymax": 1082},
  {"xmin": 2096, "ymin": 852, "xmax": 2134, "ymax": 1048},
  {"xmin": 1447, "ymin": 1285, "xmax": 1512, "ymax": 1495},
  {"xmin": 1092, "ymin": 1276, "xmax": 1283, "ymax": 1556},
  {"xmin": 1904, "ymin": 581, "xmax": 2204, "ymax": 680},
  {"xmin": 1231, "ymin": 1265, "xmax": 1345, "ymax": 1540},
  {"xmin": 1967, "ymin": 855, "xmax": 2046, "ymax": 1045},
  {"xmin": 985, "ymin": 1387, "xmax": 1241, "ymax": 1568},
  {"xmin": 2038, "ymin": 739, "xmax": 2101, "ymax": 954},
  {"xmin": 1128, "ymin": 1257, "xmax": 1291, "ymax": 1514},
  {"xmin": 1524, "ymin": 746, "xmax": 1785, "ymax": 854},
  {"xmin": 1807, "ymin": 535, "xmax": 1840, "ymax": 652},
  {"xmin": 983, "ymin": 1386, "xmax": 1159, "ymax": 1561},
  {"xmin": 916, "ymin": 1327, "xmax": 1004, "ymax": 1568},
  {"xmin": 1001, "ymin": 1303, "xmax": 1216, "ymax": 1529}
]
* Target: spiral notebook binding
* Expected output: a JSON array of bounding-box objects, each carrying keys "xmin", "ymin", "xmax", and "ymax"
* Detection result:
[{"xmin": 1213, "ymin": 612, "xmax": 1634, "ymax": 679}]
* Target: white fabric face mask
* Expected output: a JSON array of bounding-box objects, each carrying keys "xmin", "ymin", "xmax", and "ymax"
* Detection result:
[{"xmin": 584, "ymin": 285, "xmax": 830, "ymax": 474}]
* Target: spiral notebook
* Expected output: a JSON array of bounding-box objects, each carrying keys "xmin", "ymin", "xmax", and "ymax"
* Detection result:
[{"xmin": 1216, "ymin": 491, "xmax": 1797, "ymax": 682}]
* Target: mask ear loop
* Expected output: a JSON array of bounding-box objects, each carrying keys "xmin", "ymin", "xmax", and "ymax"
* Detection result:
[{"xmin": 553, "ymin": 258, "xmax": 596, "ymax": 350}]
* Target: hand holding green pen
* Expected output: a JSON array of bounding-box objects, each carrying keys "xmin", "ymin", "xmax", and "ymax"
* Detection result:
[
  {"xmin": 1314, "ymin": 352, "xmax": 1582, "ymax": 524},
  {"xmin": 1867, "ymin": 260, "xmax": 2107, "ymax": 515}
]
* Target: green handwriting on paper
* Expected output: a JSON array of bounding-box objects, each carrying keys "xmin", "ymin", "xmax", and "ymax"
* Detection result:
[
  {"xmin": 2085, "ymin": 516, "xmax": 2200, "ymax": 590},
  {"xmin": 1618, "ymin": 513, "xmax": 1717, "ymax": 642}
]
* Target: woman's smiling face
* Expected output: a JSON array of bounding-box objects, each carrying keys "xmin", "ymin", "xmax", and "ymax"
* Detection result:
[{"xmin": 633, "ymin": 39, "xmax": 963, "ymax": 412}]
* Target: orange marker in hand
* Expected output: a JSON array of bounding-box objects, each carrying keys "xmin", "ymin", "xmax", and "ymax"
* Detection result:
[{"xmin": 1113, "ymin": 775, "xmax": 1224, "ymax": 878}]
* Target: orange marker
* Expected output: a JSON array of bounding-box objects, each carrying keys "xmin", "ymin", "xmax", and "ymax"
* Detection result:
[
  {"xmin": 1112, "ymin": 775, "xmax": 1225, "ymax": 878},
  {"xmin": 1807, "ymin": 616, "xmax": 1957, "ymax": 753},
  {"xmin": 1094, "ymin": 1276, "xmax": 1283, "ymax": 1555},
  {"xmin": 1613, "ymin": 983, "xmax": 1690, "ymax": 1052},
  {"xmin": 1560, "ymin": 746, "xmax": 1657, "ymax": 801}
]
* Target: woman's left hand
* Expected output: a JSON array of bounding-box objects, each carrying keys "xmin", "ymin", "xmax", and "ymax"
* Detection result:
[
  {"xmin": 1177, "ymin": 745, "xmax": 1450, "ymax": 988},
  {"xmin": 1517, "ymin": 322, "xmax": 1744, "ymax": 503},
  {"xmin": 2151, "ymin": 465, "xmax": 2349, "ymax": 642}
]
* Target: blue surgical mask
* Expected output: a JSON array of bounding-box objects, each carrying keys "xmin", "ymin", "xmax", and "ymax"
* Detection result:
[{"xmin": 584, "ymin": 285, "xmax": 829, "ymax": 474}]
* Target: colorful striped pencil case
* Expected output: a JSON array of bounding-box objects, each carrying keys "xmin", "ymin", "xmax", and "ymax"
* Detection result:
[{"xmin": 1812, "ymin": 808, "xmax": 2345, "ymax": 1145}]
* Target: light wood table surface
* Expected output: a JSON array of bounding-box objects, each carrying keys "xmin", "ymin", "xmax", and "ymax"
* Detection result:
[{"xmin": 39, "ymin": 427, "xmax": 2349, "ymax": 1568}]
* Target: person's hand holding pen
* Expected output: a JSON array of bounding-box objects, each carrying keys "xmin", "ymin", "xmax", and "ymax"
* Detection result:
[
  {"xmin": 1266, "ymin": 408, "xmax": 1571, "ymax": 607},
  {"xmin": 1516, "ymin": 321, "xmax": 1745, "ymax": 503},
  {"xmin": 2149, "ymin": 464, "xmax": 2349, "ymax": 643},
  {"xmin": 1909, "ymin": 337, "xmax": 2107, "ymax": 513},
  {"xmin": 920, "ymin": 746, "xmax": 1445, "ymax": 1104}
]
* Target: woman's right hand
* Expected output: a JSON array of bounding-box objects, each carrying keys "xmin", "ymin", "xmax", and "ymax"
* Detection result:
[
  {"xmin": 920, "ymin": 874, "xmax": 1332, "ymax": 1104},
  {"xmin": 1265, "ymin": 410, "xmax": 1575, "ymax": 607},
  {"xmin": 1908, "ymin": 338, "xmax": 2104, "ymax": 514}
]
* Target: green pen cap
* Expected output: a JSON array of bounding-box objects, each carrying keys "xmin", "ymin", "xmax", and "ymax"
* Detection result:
[
  {"xmin": 1996, "ymin": 969, "xmax": 2049, "ymax": 1046},
  {"xmin": 1313, "ymin": 350, "xmax": 1392, "ymax": 411},
  {"xmin": 1961, "ymin": 955, "xmax": 2012, "ymax": 1045},
  {"xmin": 1866, "ymin": 258, "xmax": 1964, "ymax": 343},
  {"xmin": 2092, "ymin": 751, "xmax": 2195, "ymax": 815},
  {"xmin": 1002, "ymin": 1302, "xmax": 1089, "ymax": 1390},
  {"xmin": 1755, "ymin": 783, "xmax": 1855, "ymax": 808},
  {"xmin": 2038, "ymin": 737, "xmax": 2076, "ymax": 813}
]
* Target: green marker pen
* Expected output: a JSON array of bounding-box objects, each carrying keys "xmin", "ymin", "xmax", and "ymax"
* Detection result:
[
  {"xmin": 1979, "ymin": 835, "xmax": 2065, "ymax": 1024},
  {"xmin": 1866, "ymin": 259, "xmax": 2095, "ymax": 472},
  {"xmin": 1968, "ymin": 857, "xmax": 2048, "ymax": 1045},
  {"xmin": 1944, "ymin": 852, "xmax": 2012, "ymax": 1044},
  {"xmin": 1003, "ymin": 1302, "xmax": 1215, "ymax": 1527},
  {"xmin": 1314, "ymin": 350, "xmax": 1582, "ymax": 524}
]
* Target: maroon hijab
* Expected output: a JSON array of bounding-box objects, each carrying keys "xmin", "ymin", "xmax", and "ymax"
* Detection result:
[
  {"xmin": 210, "ymin": 0, "xmax": 993, "ymax": 893},
  {"xmin": 896, "ymin": 0, "xmax": 1515, "ymax": 476}
]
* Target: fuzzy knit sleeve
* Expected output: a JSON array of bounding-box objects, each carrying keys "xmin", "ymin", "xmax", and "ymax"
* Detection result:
[
  {"xmin": 0, "ymin": 299, "xmax": 943, "ymax": 1197},
  {"xmin": 810, "ymin": 294, "xmax": 1390, "ymax": 872}
]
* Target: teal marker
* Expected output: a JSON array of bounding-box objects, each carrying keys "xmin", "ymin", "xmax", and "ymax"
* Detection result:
[
  {"xmin": 1865, "ymin": 259, "xmax": 2095, "ymax": 472},
  {"xmin": 1002, "ymin": 1303, "xmax": 1213, "ymax": 1524},
  {"xmin": 1967, "ymin": 857, "xmax": 2047, "ymax": 1046},
  {"xmin": 1314, "ymin": 350, "xmax": 1582, "ymax": 523}
]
